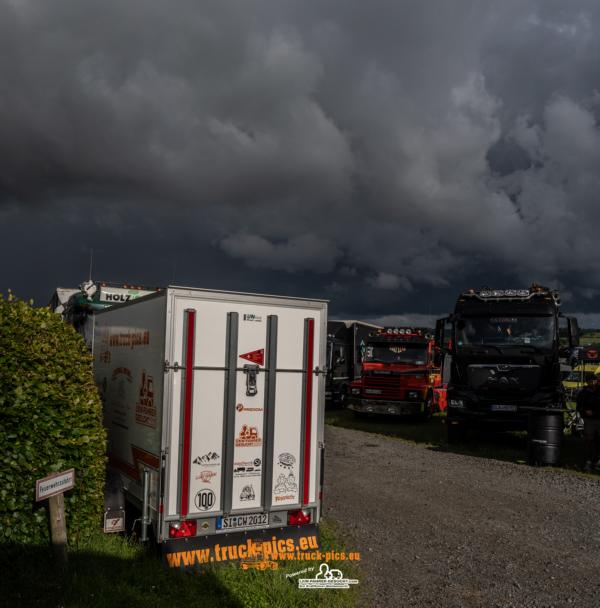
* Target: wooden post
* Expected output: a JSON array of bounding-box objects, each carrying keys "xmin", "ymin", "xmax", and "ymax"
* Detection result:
[
  {"xmin": 36, "ymin": 468, "xmax": 75, "ymax": 567},
  {"xmin": 48, "ymin": 493, "xmax": 68, "ymax": 565}
]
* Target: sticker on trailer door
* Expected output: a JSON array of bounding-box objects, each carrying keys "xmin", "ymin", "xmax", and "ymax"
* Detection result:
[
  {"xmin": 277, "ymin": 453, "xmax": 296, "ymax": 469},
  {"xmin": 193, "ymin": 451, "xmax": 220, "ymax": 466},
  {"xmin": 231, "ymin": 423, "xmax": 263, "ymax": 508},
  {"xmin": 236, "ymin": 402, "xmax": 263, "ymax": 413},
  {"xmin": 242, "ymin": 314, "xmax": 263, "ymax": 322},
  {"xmin": 235, "ymin": 425, "xmax": 262, "ymax": 447},
  {"xmin": 239, "ymin": 485, "xmax": 256, "ymax": 501},
  {"xmin": 196, "ymin": 470, "xmax": 217, "ymax": 483},
  {"xmin": 233, "ymin": 458, "xmax": 262, "ymax": 479},
  {"xmin": 239, "ymin": 349, "xmax": 264, "ymax": 365},
  {"xmin": 195, "ymin": 489, "xmax": 216, "ymax": 511},
  {"xmin": 274, "ymin": 471, "xmax": 298, "ymax": 502},
  {"xmin": 274, "ymin": 452, "xmax": 299, "ymax": 503},
  {"xmin": 192, "ymin": 452, "xmax": 220, "ymax": 484}
]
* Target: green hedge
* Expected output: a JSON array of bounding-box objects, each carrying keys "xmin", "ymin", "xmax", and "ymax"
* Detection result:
[{"xmin": 0, "ymin": 293, "xmax": 106, "ymax": 544}]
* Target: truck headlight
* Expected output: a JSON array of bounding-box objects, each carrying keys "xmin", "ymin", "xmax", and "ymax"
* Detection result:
[
  {"xmin": 449, "ymin": 399, "xmax": 465, "ymax": 408},
  {"xmin": 351, "ymin": 387, "xmax": 361, "ymax": 395},
  {"xmin": 408, "ymin": 391, "xmax": 419, "ymax": 400}
]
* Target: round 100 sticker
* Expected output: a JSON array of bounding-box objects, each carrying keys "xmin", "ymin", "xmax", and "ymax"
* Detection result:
[{"xmin": 195, "ymin": 489, "xmax": 215, "ymax": 511}]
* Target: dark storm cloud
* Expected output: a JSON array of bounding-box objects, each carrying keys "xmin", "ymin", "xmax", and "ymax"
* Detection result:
[{"xmin": 2, "ymin": 0, "xmax": 600, "ymax": 318}]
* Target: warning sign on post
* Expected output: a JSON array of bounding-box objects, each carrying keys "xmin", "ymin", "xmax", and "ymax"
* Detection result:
[{"xmin": 36, "ymin": 469, "xmax": 75, "ymax": 502}]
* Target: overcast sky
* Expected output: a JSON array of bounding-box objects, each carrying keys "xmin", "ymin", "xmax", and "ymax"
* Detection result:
[{"xmin": 2, "ymin": 1, "xmax": 600, "ymax": 324}]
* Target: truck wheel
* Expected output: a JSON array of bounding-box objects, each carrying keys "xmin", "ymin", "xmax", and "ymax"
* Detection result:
[{"xmin": 447, "ymin": 422, "xmax": 466, "ymax": 444}]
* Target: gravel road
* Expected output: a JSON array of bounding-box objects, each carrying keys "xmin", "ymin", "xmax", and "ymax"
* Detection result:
[{"xmin": 323, "ymin": 425, "xmax": 600, "ymax": 608}]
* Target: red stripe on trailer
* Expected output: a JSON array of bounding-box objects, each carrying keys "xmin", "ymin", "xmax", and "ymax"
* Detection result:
[
  {"xmin": 109, "ymin": 446, "xmax": 160, "ymax": 481},
  {"xmin": 180, "ymin": 309, "xmax": 196, "ymax": 518},
  {"xmin": 302, "ymin": 319, "xmax": 315, "ymax": 505}
]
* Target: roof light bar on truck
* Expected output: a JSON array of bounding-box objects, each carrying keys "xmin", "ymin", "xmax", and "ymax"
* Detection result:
[{"xmin": 464, "ymin": 286, "xmax": 561, "ymax": 303}]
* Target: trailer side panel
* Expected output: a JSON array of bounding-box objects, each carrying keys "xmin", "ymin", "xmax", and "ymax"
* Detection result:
[{"xmin": 93, "ymin": 295, "xmax": 167, "ymax": 523}]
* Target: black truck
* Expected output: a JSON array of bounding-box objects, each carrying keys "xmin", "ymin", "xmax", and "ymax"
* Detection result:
[
  {"xmin": 326, "ymin": 320, "xmax": 381, "ymax": 407},
  {"xmin": 435, "ymin": 285, "xmax": 579, "ymax": 459}
]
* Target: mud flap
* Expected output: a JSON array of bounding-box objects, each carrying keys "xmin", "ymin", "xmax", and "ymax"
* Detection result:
[
  {"xmin": 162, "ymin": 524, "xmax": 321, "ymax": 570},
  {"xmin": 104, "ymin": 467, "xmax": 125, "ymax": 514}
]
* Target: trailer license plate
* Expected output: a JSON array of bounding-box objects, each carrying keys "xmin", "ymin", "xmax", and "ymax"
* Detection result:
[
  {"xmin": 491, "ymin": 404, "xmax": 517, "ymax": 412},
  {"xmin": 217, "ymin": 513, "xmax": 268, "ymax": 532}
]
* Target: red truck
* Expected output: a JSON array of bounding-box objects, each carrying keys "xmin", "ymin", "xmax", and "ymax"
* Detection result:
[{"xmin": 347, "ymin": 327, "xmax": 442, "ymax": 417}]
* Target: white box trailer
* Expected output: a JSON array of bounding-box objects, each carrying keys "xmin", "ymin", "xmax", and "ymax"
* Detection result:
[{"xmin": 92, "ymin": 286, "xmax": 327, "ymax": 567}]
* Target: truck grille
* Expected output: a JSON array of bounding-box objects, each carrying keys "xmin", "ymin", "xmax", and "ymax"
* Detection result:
[{"xmin": 363, "ymin": 375, "xmax": 404, "ymax": 400}]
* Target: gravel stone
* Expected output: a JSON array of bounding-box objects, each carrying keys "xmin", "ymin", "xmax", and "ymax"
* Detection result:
[{"xmin": 323, "ymin": 425, "xmax": 600, "ymax": 607}]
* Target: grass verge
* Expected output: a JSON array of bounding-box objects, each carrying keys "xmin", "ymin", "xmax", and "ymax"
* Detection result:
[
  {"xmin": 0, "ymin": 518, "xmax": 360, "ymax": 608},
  {"xmin": 326, "ymin": 409, "xmax": 594, "ymax": 476}
]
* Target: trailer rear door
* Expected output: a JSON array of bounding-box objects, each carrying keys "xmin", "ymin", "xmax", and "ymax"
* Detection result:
[{"xmin": 163, "ymin": 290, "xmax": 325, "ymax": 530}]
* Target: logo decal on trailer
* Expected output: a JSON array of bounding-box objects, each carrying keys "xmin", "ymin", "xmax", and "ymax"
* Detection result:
[
  {"xmin": 274, "ymin": 471, "xmax": 298, "ymax": 495},
  {"xmin": 239, "ymin": 349, "xmax": 265, "ymax": 366},
  {"xmin": 277, "ymin": 453, "xmax": 296, "ymax": 469},
  {"xmin": 233, "ymin": 458, "xmax": 262, "ymax": 478},
  {"xmin": 235, "ymin": 425, "xmax": 262, "ymax": 447},
  {"xmin": 135, "ymin": 370, "xmax": 156, "ymax": 429},
  {"xmin": 196, "ymin": 470, "xmax": 217, "ymax": 483},
  {"xmin": 236, "ymin": 403, "xmax": 264, "ymax": 413},
  {"xmin": 240, "ymin": 485, "xmax": 256, "ymax": 501},
  {"xmin": 195, "ymin": 489, "xmax": 215, "ymax": 511},
  {"xmin": 193, "ymin": 452, "xmax": 220, "ymax": 466}
]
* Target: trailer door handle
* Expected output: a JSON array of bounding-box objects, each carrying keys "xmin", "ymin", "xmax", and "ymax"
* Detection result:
[{"xmin": 243, "ymin": 364, "xmax": 259, "ymax": 396}]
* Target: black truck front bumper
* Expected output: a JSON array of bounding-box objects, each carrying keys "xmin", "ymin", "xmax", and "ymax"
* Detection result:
[{"xmin": 446, "ymin": 405, "xmax": 564, "ymax": 432}]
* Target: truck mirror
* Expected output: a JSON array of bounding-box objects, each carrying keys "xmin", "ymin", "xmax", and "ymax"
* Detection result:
[
  {"xmin": 433, "ymin": 349, "xmax": 442, "ymax": 368},
  {"xmin": 435, "ymin": 318, "xmax": 450, "ymax": 350}
]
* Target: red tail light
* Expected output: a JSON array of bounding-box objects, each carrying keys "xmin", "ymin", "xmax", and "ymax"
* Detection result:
[
  {"xmin": 288, "ymin": 509, "xmax": 311, "ymax": 525},
  {"xmin": 169, "ymin": 520, "xmax": 197, "ymax": 538}
]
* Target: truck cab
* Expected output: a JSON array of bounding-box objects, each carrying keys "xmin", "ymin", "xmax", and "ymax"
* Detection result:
[
  {"xmin": 50, "ymin": 280, "xmax": 161, "ymax": 347},
  {"xmin": 436, "ymin": 285, "xmax": 579, "ymax": 443},
  {"xmin": 347, "ymin": 327, "xmax": 441, "ymax": 417},
  {"xmin": 325, "ymin": 320, "xmax": 381, "ymax": 407}
]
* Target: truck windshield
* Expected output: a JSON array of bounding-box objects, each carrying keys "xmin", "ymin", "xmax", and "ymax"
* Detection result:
[
  {"xmin": 456, "ymin": 316, "xmax": 555, "ymax": 349},
  {"xmin": 365, "ymin": 342, "xmax": 428, "ymax": 364}
]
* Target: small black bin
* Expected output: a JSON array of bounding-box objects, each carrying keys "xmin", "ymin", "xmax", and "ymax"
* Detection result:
[{"xmin": 528, "ymin": 411, "xmax": 563, "ymax": 465}]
